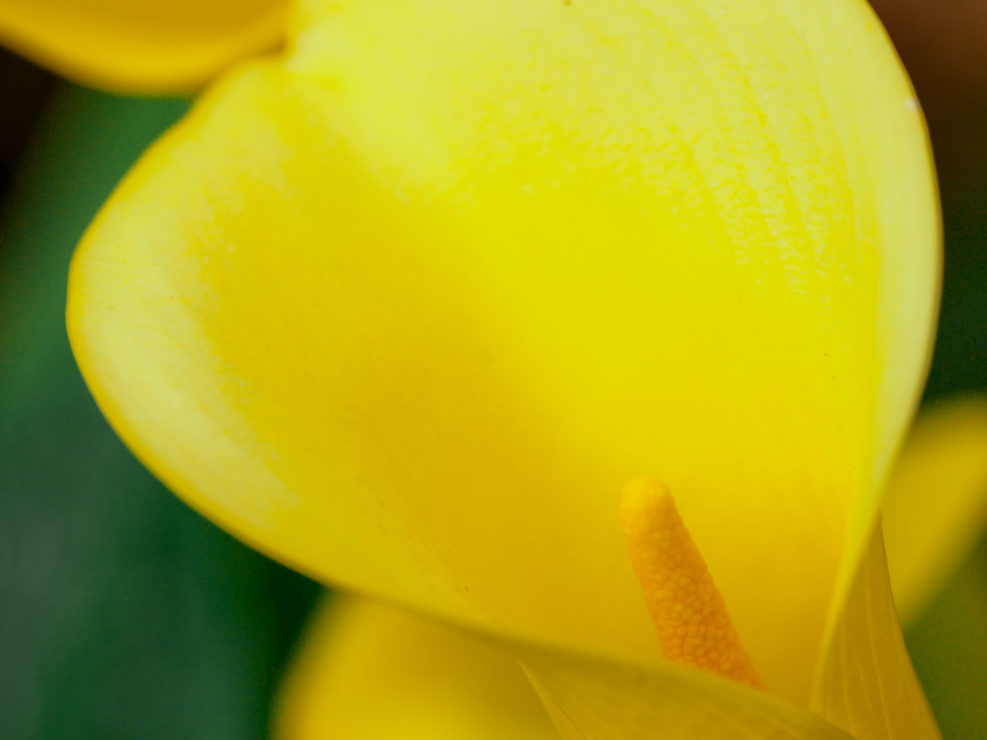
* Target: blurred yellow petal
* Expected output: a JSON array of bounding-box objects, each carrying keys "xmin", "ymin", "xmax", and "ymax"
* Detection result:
[
  {"xmin": 68, "ymin": 0, "xmax": 937, "ymax": 705},
  {"xmin": 0, "ymin": 0, "xmax": 287, "ymax": 92},
  {"xmin": 883, "ymin": 398, "xmax": 987, "ymax": 623},
  {"xmin": 810, "ymin": 526, "xmax": 940, "ymax": 740},
  {"xmin": 275, "ymin": 597, "xmax": 555, "ymax": 740}
]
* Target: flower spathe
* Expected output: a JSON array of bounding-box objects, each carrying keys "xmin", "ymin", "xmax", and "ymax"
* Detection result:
[{"xmin": 66, "ymin": 0, "xmax": 940, "ymax": 737}]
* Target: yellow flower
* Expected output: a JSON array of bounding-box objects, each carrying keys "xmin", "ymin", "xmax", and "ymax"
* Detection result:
[
  {"xmin": 0, "ymin": 0, "xmax": 288, "ymax": 91},
  {"xmin": 58, "ymin": 0, "xmax": 950, "ymax": 737}
]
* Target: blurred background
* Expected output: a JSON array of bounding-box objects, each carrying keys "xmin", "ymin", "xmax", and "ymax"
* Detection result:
[{"xmin": 1, "ymin": 2, "xmax": 984, "ymax": 738}]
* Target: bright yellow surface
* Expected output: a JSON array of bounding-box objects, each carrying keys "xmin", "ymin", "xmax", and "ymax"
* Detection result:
[
  {"xmin": 884, "ymin": 398, "xmax": 987, "ymax": 622},
  {"xmin": 621, "ymin": 478, "xmax": 759, "ymax": 686},
  {"xmin": 69, "ymin": 0, "xmax": 938, "ymax": 710},
  {"xmin": 275, "ymin": 597, "xmax": 554, "ymax": 740},
  {"xmin": 0, "ymin": 0, "xmax": 286, "ymax": 91}
]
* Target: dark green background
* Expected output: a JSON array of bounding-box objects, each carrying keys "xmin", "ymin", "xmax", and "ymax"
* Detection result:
[
  {"xmin": 0, "ymin": 69, "xmax": 318, "ymax": 740},
  {"xmin": 1, "ymin": 31, "xmax": 984, "ymax": 740}
]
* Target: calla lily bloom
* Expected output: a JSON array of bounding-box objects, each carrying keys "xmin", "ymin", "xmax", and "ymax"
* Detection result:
[
  {"xmin": 65, "ymin": 0, "xmax": 944, "ymax": 738},
  {"xmin": 0, "ymin": 0, "xmax": 288, "ymax": 91}
]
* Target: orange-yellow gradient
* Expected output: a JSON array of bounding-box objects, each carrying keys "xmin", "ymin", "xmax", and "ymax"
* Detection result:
[{"xmin": 67, "ymin": 1, "xmax": 941, "ymax": 738}]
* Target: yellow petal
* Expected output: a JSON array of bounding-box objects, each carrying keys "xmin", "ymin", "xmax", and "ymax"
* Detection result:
[
  {"xmin": 0, "ymin": 0, "xmax": 287, "ymax": 92},
  {"xmin": 810, "ymin": 525, "xmax": 941, "ymax": 740},
  {"xmin": 275, "ymin": 596, "xmax": 555, "ymax": 740},
  {"xmin": 521, "ymin": 645, "xmax": 853, "ymax": 740},
  {"xmin": 68, "ymin": 0, "xmax": 938, "ymax": 702},
  {"xmin": 883, "ymin": 397, "xmax": 987, "ymax": 623}
]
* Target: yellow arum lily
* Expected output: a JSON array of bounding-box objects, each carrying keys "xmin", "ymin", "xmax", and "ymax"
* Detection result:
[
  {"xmin": 67, "ymin": 0, "xmax": 941, "ymax": 737},
  {"xmin": 0, "ymin": 0, "xmax": 288, "ymax": 92}
]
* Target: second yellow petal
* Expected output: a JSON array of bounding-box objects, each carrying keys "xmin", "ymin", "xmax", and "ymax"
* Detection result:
[
  {"xmin": 0, "ymin": 0, "xmax": 287, "ymax": 91},
  {"xmin": 276, "ymin": 596, "xmax": 554, "ymax": 740}
]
